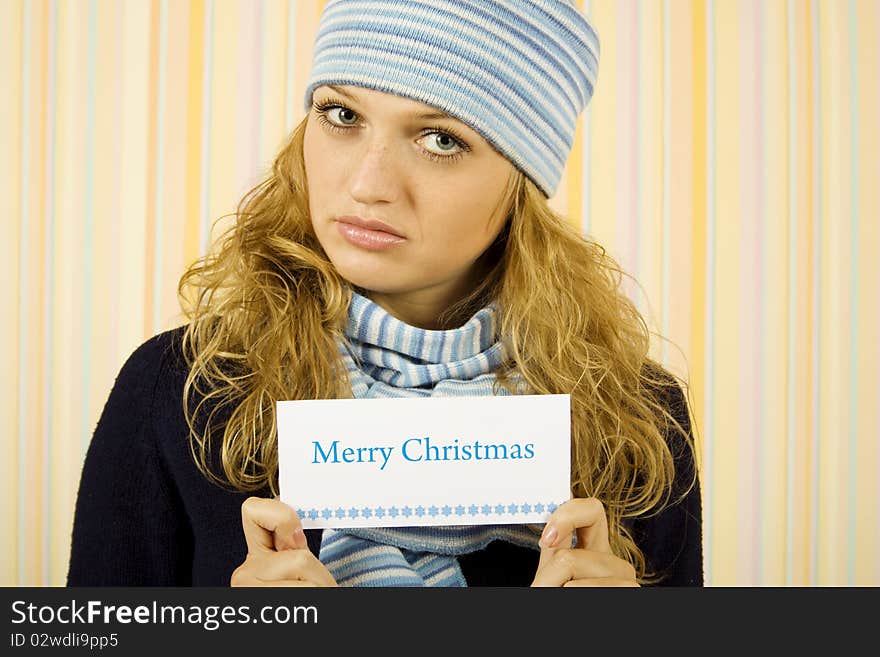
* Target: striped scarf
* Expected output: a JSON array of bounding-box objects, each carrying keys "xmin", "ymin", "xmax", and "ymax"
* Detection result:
[{"xmin": 319, "ymin": 291, "xmax": 542, "ymax": 586}]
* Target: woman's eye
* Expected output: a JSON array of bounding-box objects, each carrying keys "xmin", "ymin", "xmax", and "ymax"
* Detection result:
[
  {"xmin": 327, "ymin": 106, "xmax": 359, "ymax": 126},
  {"xmin": 420, "ymin": 132, "xmax": 463, "ymax": 156}
]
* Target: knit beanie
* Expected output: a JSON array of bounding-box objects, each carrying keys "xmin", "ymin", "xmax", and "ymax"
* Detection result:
[{"xmin": 303, "ymin": 0, "xmax": 600, "ymax": 198}]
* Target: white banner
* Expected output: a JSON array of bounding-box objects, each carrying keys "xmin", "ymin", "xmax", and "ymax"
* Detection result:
[{"xmin": 277, "ymin": 394, "xmax": 571, "ymax": 529}]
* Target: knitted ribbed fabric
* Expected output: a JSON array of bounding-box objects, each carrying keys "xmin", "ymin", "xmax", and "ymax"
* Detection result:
[
  {"xmin": 303, "ymin": 0, "xmax": 600, "ymax": 198},
  {"xmin": 319, "ymin": 291, "xmax": 542, "ymax": 586}
]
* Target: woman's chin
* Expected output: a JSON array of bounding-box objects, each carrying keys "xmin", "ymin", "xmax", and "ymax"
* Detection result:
[{"xmin": 330, "ymin": 261, "xmax": 409, "ymax": 296}]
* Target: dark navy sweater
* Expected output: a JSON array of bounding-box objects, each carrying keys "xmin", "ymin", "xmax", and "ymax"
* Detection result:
[{"xmin": 67, "ymin": 326, "xmax": 703, "ymax": 586}]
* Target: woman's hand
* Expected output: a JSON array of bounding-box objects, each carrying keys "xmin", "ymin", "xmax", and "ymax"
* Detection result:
[
  {"xmin": 531, "ymin": 497, "xmax": 639, "ymax": 587},
  {"xmin": 230, "ymin": 496, "xmax": 338, "ymax": 587}
]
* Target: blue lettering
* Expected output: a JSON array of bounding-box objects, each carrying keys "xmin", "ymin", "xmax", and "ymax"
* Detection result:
[
  {"xmin": 377, "ymin": 446, "xmax": 393, "ymax": 471},
  {"xmin": 402, "ymin": 438, "xmax": 423, "ymax": 462},
  {"xmin": 425, "ymin": 437, "xmax": 441, "ymax": 461},
  {"xmin": 312, "ymin": 440, "xmax": 340, "ymax": 464},
  {"xmin": 484, "ymin": 443, "xmax": 508, "ymax": 460}
]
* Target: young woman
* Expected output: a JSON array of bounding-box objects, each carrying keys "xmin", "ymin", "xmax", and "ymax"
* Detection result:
[{"xmin": 67, "ymin": 0, "xmax": 702, "ymax": 587}]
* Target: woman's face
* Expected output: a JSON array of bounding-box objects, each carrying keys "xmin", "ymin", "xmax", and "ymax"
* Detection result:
[{"xmin": 302, "ymin": 84, "xmax": 514, "ymax": 327}]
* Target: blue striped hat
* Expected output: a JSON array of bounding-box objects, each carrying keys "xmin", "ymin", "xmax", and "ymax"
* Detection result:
[{"xmin": 303, "ymin": 0, "xmax": 600, "ymax": 198}]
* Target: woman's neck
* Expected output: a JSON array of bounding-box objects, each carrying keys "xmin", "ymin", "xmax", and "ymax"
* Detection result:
[
  {"xmin": 357, "ymin": 250, "xmax": 499, "ymax": 330},
  {"xmin": 365, "ymin": 287, "xmax": 463, "ymax": 330}
]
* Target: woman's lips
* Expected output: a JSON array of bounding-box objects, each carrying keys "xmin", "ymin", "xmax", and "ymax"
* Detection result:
[{"xmin": 336, "ymin": 221, "xmax": 407, "ymax": 251}]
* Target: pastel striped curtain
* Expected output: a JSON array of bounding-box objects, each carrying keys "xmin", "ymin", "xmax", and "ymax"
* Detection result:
[{"xmin": 2, "ymin": 0, "xmax": 877, "ymax": 587}]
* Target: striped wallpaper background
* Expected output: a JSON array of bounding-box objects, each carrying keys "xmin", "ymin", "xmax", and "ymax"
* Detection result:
[{"xmin": 1, "ymin": 0, "xmax": 877, "ymax": 587}]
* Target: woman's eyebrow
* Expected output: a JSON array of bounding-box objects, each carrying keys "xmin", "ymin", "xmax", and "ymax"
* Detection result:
[{"xmin": 324, "ymin": 84, "xmax": 457, "ymax": 122}]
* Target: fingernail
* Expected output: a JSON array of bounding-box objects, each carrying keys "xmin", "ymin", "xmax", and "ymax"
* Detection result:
[
  {"xmin": 293, "ymin": 527, "xmax": 307, "ymax": 550},
  {"xmin": 540, "ymin": 525, "xmax": 558, "ymax": 548}
]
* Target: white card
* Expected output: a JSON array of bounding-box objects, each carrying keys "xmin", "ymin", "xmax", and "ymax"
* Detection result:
[{"xmin": 277, "ymin": 394, "xmax": 571, "ymax": 529}]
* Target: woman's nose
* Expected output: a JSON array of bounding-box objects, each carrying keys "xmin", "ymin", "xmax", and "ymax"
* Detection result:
[{"xmin": 347, "ymin": 138, "xmax": 402, "ymax": 205}]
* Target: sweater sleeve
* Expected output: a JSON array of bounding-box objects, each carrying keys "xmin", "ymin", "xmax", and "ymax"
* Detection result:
[
  {"xmin": 627, "ymin": 375, "xmax": 704, "ymax": 586},
  {"xmin": 67, "ymin": 332, "xmax": 194, "ymax": 586}
]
